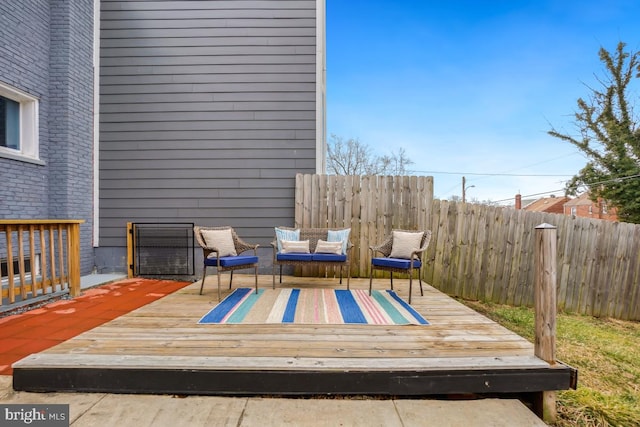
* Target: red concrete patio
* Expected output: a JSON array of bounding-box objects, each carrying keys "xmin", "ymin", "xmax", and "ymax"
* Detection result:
[{"xmin": 0, "ymin": 278, "xmax": 190, "ymax": 375}]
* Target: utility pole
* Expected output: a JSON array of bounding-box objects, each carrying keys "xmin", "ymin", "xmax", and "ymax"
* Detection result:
[
  {"xmin": 462, "ymin": 176, "xmax": 466, "ymax": 203},
  {"xmin": 462, "ymin": 176, "xmax": 474, "ymax": 203}
]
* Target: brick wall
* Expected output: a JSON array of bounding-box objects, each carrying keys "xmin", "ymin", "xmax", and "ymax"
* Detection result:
[
  {"xmin": 0, "ymin": 0, "xmax": 51, "ymax": 220},
  {"xmin": 48, "ymin": 0, "xmax": 95, "ymax": 273},
  {"xmin": 0, "ymin": 0, "xmax": 95, "ymax": 273}
]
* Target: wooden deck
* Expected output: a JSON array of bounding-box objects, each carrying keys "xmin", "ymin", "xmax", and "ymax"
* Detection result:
[{"xmin": 12, "ymin": 275, "xmax": 575, "ymax": 396}]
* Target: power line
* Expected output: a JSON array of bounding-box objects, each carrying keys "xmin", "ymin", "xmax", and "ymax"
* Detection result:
[
  {"xmin": 492, "ymin": 188, "xmax": 567, "ymax": 204},
  {"xmin": 412, "ymin": 170, "xmax": 573, "ymax": 177},
  {"xmin": 491, "ymin": 173, "xmax": 640, "ymax": 204},
  {"xmin": 412, "ymin": 151, "xmax": 583, "ymax": 178}
]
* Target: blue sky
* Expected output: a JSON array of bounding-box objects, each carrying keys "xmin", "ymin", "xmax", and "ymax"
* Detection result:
[{"xmin": 326, "ymin": 0, "xmax": 640, "ymax": 204}]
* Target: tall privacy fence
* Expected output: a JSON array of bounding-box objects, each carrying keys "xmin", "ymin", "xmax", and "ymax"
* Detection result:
[{"xmin": 295, "ymin": 174, "xmax": 640, "ymax": 321}]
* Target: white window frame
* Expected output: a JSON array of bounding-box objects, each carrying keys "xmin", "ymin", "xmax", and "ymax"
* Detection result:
[
  {"xmin": 0, "ymin": 82, "xmax": 40, "ymax": 163},
  {"xmin": 1, "ymin": 254, "xmax": 41, "ymax": 289}
]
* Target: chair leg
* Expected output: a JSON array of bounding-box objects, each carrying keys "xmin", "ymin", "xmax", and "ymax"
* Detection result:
[
  {"xmin": 390, "ymin": 273, "xmax": 394, "ymax": 290},
  {"xmin": 279, "ymin": 265, "xmax": 283, "ymax": 283},
  {"xmin": 217, "ymin": 269, "xmax": 222, "ymax": 301},
  {"xmin": 369, "ymin": 267, "xmax": 374, "ymax": 295},
  {"xmin": 229, "ymin": 270, "xmax": 234, "ymax": 289},
  {"xmin": 408, "ymin": 275, "xmax": 413, "ymax": 304},
  {"xmin": 339, "ymin": 266, "xmax": 343, "ymax": 284},
  {"xmin": 254, "ymin": 265, "xmax": 258, "ymax": 294},
  {"xmin": 346, "ymin": 267, "xmax": 350, "ymax": 290},
  {"xmin": 199, "ymin": 265, "xmax": 207, "ymax": 295},
  {"xmin": 272, "ymin": 263, "xmax": 276, "ymax": 289},
  {"xmin": 418, "ymin": 267, "xmax": 424, "ymax": 296}
]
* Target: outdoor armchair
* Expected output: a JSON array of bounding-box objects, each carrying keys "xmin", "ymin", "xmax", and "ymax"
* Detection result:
[
  {"xmin": 194, "ymin": 226, "xmax": 259, "ymax": 300},
  {"xmin": 369, "ymin": 229, "xmax": 432, "ymax": 303}
]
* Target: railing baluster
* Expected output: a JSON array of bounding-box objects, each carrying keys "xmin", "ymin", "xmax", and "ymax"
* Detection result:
[
  {"xmin": 6, "ymin": 225, "xmax": 16, "ymax": 304},
  {"xmin": 18, "ymin": 225, "xmax": 27, "ymax": 299},
  {"xmin": 49, "ymin": 226, "xmax": 57, "ymax": 288},
  {"xmin": 29, "ymin": 225, "xmax": 37, "ymax": 296},
  {"xmin": 39, "ymin": 224, "xmax": 48, "ymax": 292},
  {"xmin": 57, "ymin": 224, "xmax": 65, "ymax": 289}
]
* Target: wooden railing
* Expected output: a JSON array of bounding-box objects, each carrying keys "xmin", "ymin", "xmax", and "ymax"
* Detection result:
[{"xmin": 0, "ymin": 219, "xmax": 84, "ymax": 306}]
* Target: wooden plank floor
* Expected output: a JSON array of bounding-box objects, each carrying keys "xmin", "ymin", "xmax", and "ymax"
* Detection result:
[{"xmin": 13, "ymin": 275, "xmax": 573, "ymax": 396}]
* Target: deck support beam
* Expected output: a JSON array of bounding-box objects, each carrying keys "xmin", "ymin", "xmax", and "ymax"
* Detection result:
[{"xmin": 13, "ymin": 365, "xmax": 575, "ymax": 396}]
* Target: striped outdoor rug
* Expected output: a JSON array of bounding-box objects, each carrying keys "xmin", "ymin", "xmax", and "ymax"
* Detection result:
[{"xmin": 198, "ymin": 288, "xmax": 429, "ymax": 325}]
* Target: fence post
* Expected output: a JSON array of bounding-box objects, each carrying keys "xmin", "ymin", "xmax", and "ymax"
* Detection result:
[{"xmin": 533, "ymin": 223, "xmax": 557, "ymax": 422}]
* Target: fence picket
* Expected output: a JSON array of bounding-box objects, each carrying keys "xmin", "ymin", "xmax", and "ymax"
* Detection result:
[{"xmin": 294, "ymin": 174, "xmax": 640, "ymax": 320}]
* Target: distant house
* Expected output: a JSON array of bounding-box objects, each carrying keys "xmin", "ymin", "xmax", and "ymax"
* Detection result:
[
  {"xmin": 523, "ymin": 196, "xmax": 571, "ymax": 214},
  {"xmin": 1, "ymin": 0, "xmax": 327, "ymax": 275},
  {"xmin": 563, "ymin": 193, "xmax": 618, "ymax": 222}
]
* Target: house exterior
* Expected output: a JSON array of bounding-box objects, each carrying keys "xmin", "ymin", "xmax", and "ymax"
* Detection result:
[
  {"xmin": 523, "ymin": 196, "xmax": 571, "ymax": 214},
  {"xmin": 0, "ymin": 0, "xmax": 95, "ymax": 274},
  {"xmin": 563, "ymin": 192, "xmax": 618, "ymax": 222},
  {"xmin": 1, "ymin": 0, "xmax": 326, "ymax": 276}
]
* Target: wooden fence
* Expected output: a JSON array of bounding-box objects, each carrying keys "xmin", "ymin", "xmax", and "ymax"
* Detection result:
[
  {"xmin": 294, "ymin": 174, "xmax": 434, "ymax": 278},
  {"xmin": 295, "ymin": 174, "xmax": 640, "ymax": 321},
  {"xmin": 1, "ymin": 220, "xmax": 83, "ymax": 308}
]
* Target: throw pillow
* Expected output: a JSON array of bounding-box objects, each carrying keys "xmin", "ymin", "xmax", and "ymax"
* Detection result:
[
  {"xmin": 275, "ymin": 227, "xmax": 300, "ymax": 252},
  {"xmin": 389, "ymin": 231, "xmax": 424, "ymax": 259},
  {"xmin": 327, "ymin": 228, "xmax": 351, "ymax": 254},
  {"xmin": 201, "ymin": 228, "xmax": 237, "ymax": 257},
  {"xmin": 281, "ymin": 240, "xmax": 310, "ymax": 254},
  {"xmin": 314, "ymin": 239, "xmax": 343, "ymax": 254}
]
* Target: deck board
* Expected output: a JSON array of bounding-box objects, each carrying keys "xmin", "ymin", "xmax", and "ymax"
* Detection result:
[{"xmin": 12, "ymin": 276, "xmax": 574, "ymax": 396}]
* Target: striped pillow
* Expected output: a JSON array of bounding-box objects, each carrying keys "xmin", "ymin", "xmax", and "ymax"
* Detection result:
[
  {"xmin": 327, "ymin": 228, "xmax": 351, "ymax": 255},
  {"xmin": 275, "ymin": 227, "xmax": 300, "ymax": 252},
  {"xmin": 281, "ymin": 240, "xmax": 310, "ymax": 253},
  {"xmin": 314, "ymin": 239, "xmax": 343, "ymax": 254}
]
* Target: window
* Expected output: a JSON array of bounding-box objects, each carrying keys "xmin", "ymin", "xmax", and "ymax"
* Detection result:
[
  {"xmin": 588, "ymin": 206, "xmax": 593, "ymax": 215},
  {"xmin": 0, "ymin": 82, "xmax": 39, "ymax": 161},
  {"xmin": 1, "ymin": 254, "xmax": 41, "ymax": 287},
  {"xmin": 571, "ymin": 207, "xmax": 577, "ymax": 216},
  {"xmin": 602, "ymin": 202, "xmax": 608, "ymax": 214},
  {"xmin": 0, "ymin": 96, "xmax": 20, "ymax": 149}
]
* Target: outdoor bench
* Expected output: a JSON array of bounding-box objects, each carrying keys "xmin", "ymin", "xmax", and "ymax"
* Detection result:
[{"xmin": 271, "ymin": 227, "xmax": 352, "ymax": 288}]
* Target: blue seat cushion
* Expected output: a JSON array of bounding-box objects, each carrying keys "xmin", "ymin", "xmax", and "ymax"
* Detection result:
[
  {"xmin": 277, "ymin": 253, "xmax": 314, "ymax": 262},
  {"xmin": 311, "ymin": 253, "xmax": 347, "ymax": 262},
  {"xmin": 371, "ymin": 257, "xmax": 421, "ymax": 269},
  {"xmin": 205, "ymin": 255, "xmax": 258, "ymax": 267}
]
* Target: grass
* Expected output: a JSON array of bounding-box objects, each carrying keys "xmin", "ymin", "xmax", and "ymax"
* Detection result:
[{"xmin": 460, "ymin": 299, "xmax": 640, "ymax": 427}]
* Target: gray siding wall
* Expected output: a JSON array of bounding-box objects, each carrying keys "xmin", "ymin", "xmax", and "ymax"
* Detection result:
[
  {"xmin": 0, "ymin": 0, "xmax": 95, "ymax": 274},
  {"xmin": 98, "ymin": 0, "xmax": 319, "ymax": 272}
]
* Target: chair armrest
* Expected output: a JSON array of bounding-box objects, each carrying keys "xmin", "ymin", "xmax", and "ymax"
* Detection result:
[
  {"xmin": 409, "ymin": 232, "xmax": 432, "ymax": 260},
  {"xmin": 202, "ymin": 247, "xmax": 221, "ymax": 259},
  {"xmin": 369, "ymin": 245, "xmax": 386, "ymax": 257},
  {"xmin": 409, "ymin": 246, "xmax": 428, "ymax": 260},
  {"xmin": 238, "ymin": 244, "xmax": 259, "ymax": 256}
]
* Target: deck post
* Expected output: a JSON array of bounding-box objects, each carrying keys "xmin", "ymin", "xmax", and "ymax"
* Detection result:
[
  {"xmin": 533, "ymin": 223, "xmax": 557, "ymax": 423},
  {"xmin": 68, "ymin": 222, "xmax": 82, "ymax": 297},
  {"xmin": 127, "ymin": 222, "xmax": 135, "ymax": 278}
]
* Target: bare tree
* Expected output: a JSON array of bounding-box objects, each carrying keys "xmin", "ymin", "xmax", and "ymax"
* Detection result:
[{"xmin": 327, "ymin": 134, "xmax": 414, "ymax": 175}]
